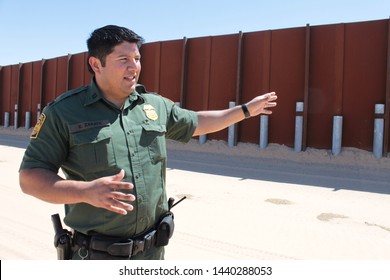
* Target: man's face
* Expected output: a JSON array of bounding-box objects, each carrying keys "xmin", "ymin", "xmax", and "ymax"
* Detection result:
[{"xmin": 93, "ymin": 41, "xmax": 141, "ymax": 101}]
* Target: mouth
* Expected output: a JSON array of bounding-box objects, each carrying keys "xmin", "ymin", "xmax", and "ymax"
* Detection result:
[{"xmin": 124, "ymin": 74, "xmax": 136, "ymax": 83}]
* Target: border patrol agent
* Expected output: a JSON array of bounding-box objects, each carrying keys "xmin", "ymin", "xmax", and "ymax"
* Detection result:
[{"xmin": 19, "ymin": 25, "xmax": 277, "ymax": 260}]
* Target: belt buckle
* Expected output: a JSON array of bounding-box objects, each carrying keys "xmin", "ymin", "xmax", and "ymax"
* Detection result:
[{"xmin": 132, "ymin": 239, "xmax": 145, "ymax": 256}]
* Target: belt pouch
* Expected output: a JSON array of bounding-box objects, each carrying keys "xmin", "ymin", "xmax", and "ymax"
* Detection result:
[{"xmin": 155, "ymin": 212, "xmax": 175, "ymax": 246}]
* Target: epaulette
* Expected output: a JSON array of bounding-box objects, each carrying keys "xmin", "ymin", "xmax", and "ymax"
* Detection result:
[
  {"xmin": 51, "ymin": 85, "xmax": 88, "ymax": 105},
  {"xmin": 136, "ymin": 84, "xmax": 161, "ymax": 97},
  {"xmin": 136, "ymin": 84, "xmax": 147, "ymax": 93}
]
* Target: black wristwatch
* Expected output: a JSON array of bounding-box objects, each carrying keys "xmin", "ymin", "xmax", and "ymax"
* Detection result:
[{"xmin": 241, "ymin": 104, "xmax": 251, "ymax": 119}]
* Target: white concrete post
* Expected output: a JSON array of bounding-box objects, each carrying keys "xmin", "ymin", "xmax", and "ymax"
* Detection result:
[
  {"xmin": 373, "ymin": 104, "xmax": 385, "ymax": 159},
  {"xmin": 4, "ymin": 112, "xmax": 10, "ymax": 128},
  {"xmin": 259, "ymin": 115, "xmax": 269, "ymax": 149},
  {"xmin": 228, "ymin": 101, "xmax": 236, "ymax": 147},
  {"xmin": 294, "ymin": 102, "xmax": 304, "ymax": 152},
  {"xmin": 332, "ymin": 116, "xmax": 343, "ymax": 156}
]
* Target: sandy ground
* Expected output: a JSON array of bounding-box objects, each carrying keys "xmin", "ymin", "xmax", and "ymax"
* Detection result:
[{"xmin": 1, "ymin": 127, "xmax": 390, "ymax": 260}]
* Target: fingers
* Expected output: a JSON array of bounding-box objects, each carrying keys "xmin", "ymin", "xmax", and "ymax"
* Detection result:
[
  {"xmin": 263, "ymin": 92, "xmax": 277, "ymax": 112},
  {"xmin": 109, "ymin": 169, "xmax": 133, "ymax": 191},
  {"xmin": 87, "ymin": 169, "xmax": 136, "ymax": 215},
  {"xmin": 104, "ymin": 192, "xmax": 135, "ymax": 215},
  {"xmin": 111, "ymin": 191, "xmax": 136, "ymax": 203},
  {"xmin": 108, "ymin": 200, "xmax": 134, "ymax": 215},
  {"xmin": 111, "ymin": 169, "xmax": 125, "ymax": 182}
]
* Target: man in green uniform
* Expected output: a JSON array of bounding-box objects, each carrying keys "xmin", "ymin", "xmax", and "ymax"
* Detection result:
[{"xmin": 19, "ymin": 25, "xmax": 277, "ymax": 260}]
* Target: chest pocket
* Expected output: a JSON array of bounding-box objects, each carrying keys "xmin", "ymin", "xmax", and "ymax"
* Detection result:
[
  {"xmin": 140, "ymin": 123, "xmax": 167, "ymax": 164},
  {"xmin": 70, "ymin": 127, "xmax": 116, "ymax": 173}
]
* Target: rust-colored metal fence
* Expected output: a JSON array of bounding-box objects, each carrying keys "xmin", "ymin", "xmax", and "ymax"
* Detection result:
[{"xmin": 1, "ymin": 19, "xmax": 389, "ymax": 155}]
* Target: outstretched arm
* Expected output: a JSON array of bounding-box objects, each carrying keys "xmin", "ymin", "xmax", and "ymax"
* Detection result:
[{"xmin": 193, "ymin": 92, "xmax": 277, "ymax": 136}]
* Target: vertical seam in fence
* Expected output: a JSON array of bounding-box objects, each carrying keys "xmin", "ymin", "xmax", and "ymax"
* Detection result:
[
  {"xmin": 384, "ymin": 19, "xmax": 390, "ymax": 156},
  {"xmin": 334, "ymin": 23, "xmax": 345, "ymax": 115},
  {"xmin": 261, "ymin": 30, "xmax": 272, "ymax": 94},
  {"xmin": 267, "ymin": 30, "xmax": 272, "ymax": 92},
  {"xmin": 41, "ymin": 59, "xmax": 46, "ymax": 107},
  {"xmin": 29, "ymin": 63, "xmax": 33, "ymax": 113},
  {"xmin": 16, "ymin": 63, "xmax": 22, "ymax": 128},
  {"xmin": 156, "ymin": 42, "xmax": 161, "ymax": 93},
  {"xmin": 66, "ymin": 54, "xmax": 71, "ymax": 91},
  {"xmin": 235, "ymin": 31, "xmax": 243, "ymax": 145},
  {"xmin": 205, "ymin": 36, "xmax": 212, "ymax": 110},
  {"xmin": 38, "ymin": 59, "xmax": 44, "ymax": 119},
  {"xmin": 303, "ymin": 24, "xmax": 311, "ymax": 151},
  {"xmin": 180, "ymin": 37, "xmax": 188, "ymax": 108},
  {"xmin": 54, "ymin": 58, "xmax": 58, "ymax": 97}
]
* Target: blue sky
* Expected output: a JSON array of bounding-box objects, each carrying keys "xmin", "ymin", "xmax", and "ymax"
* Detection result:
[{"xmin": 0, "ymin": 0, "xmax": 389, "ymax": 66}]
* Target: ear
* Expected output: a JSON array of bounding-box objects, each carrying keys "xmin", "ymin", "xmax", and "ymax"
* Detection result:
[{"xmin": 88, "ymin": 56, "xmax": 102, "ymax": 74}]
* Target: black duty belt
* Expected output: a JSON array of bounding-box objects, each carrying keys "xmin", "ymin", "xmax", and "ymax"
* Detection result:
[
  {"xmin": 73, "ymin": 229, "xmax": 157, "ymax": 260},
  {"xmin": 71, "ymin": 212, "xmax": 175, "ymax": 260}
]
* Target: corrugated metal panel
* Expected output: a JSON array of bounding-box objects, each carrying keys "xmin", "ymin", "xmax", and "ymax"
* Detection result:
[
  {"xmin": 342, "ymin": 20, "xmax": 388, "ymax": 150},
  {"xmin": 69, "ymin": 52, "xmax": 87, "ymax": 89},
  {"xmin": 56, "ymin": 55, "xmax": 69, "ymax": 96},
  {"xmin": 0, "ymin": 66, "xmax": 12, "ymax": 125},
  {"xmin": 139, "ymin": 42, "xmax": 161, "ymax": 92},
  {"xmin": 239, "ymin": 30, "xmax": 272, "ymax": 143},
  {"xmin": 10, "ymin": 64, "xmax": 20, "ymax": 127},
  {"xmin": 308, "ymin": 24, "xmax": 343, "ymax": 149},
  {"xmin": 42, "ymin": 58, "xmax": 57, "ymax": 106},
  {"xmin": 207, "ymin": 34, "xmax": 239, "ymax": 141},
  {"xmin": 19, "ymin": 62, "xmax": 33, "ymax": 127},
  {"xmin": 184, "ymin": 36, "xmax": 212, "ymax": 112},
  {"xmin": 159, "ymin": 40, "xmax": 184, "ymax": 102},
  {"xmin": 269, "ymin": 27, "xmax": 307, "ymax": 147},
  {"xmin": 31, "ymin": 60, "xmax": 43, "ymax": 126}
]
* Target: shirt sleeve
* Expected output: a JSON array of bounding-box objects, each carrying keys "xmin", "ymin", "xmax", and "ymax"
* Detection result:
[
  {"xmin": 20, "ymin": 104, "xmax": 69, "ymax": 172},
  {"xmin": 164, "ymin": 98, "xmax": 198, "ymax": 142}
]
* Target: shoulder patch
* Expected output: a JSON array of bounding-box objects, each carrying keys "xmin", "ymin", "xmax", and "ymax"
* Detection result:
[{"xmin": 30, "ymin": 113, "xmax": 46, "ymax": 139}]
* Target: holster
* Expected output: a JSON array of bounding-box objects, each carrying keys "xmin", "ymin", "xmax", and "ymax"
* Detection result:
[{"xmin": 51, "ymin": 214, "xmax": 72, "ymax": 260}]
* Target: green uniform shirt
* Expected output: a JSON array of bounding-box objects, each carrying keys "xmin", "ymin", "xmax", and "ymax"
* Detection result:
[{"xmin": 20, "ymin": 79, "xmax": 198, "ymax": 238}]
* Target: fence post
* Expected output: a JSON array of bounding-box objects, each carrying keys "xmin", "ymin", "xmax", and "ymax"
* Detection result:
[
  {"xmin": 332, "ymin": 116, "xmax": 343, "ymax": 156},
  {"xmin": 4, "ymin": 112, "xmax": 10, "ymax": 128},
  {"xmin": 25, "ymin": 111, "xmax": 31, "ymax": 129},
  {"xmin": 259, "ymin": 115, "xmax": 269, "ymax": 149},
  {"xmin": 14, "ymin": 104, "xmax": 18, "ymax": 129},
  {"xmin": 373, "ymin": 104, "xmax": 385, "ymax": 159},
  {"xmin": 294, "ymin": 102, "xmax": 304, "ymax": 152},
  {"xmin": 228, "ymin": 101, "xmax": 236, "ymax": 147},
  {"xmin": 37, "ymin": 103, "xmax": 41, "ymax": 121},
  {"xmin": 199, "ymin": 134, "xmax": 207, "ymax": 145}
]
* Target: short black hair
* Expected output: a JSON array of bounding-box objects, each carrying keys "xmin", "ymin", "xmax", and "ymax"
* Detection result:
[{"xmin": 86, "ymin": 25, "xmax": 144, "ymax": 74}]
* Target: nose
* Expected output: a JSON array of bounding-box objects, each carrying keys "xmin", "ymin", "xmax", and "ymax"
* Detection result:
[
  {"xmin": 127, "ymin": 59, "xmax": 139, "ymax": 70},
  {"xmin": 127, "ymin": 61, "xmax": 136, "ymax": 70}
]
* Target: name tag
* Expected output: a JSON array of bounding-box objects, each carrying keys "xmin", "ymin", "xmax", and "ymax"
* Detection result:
[{"xmin": 68, "ymin": 120, "xmax": 110, "ymax": 133}]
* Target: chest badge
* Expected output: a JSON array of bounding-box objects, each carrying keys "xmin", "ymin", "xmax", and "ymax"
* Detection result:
[{"xmin": 143, "ymin": 104, "xmax": 158, "ymax": 121}]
